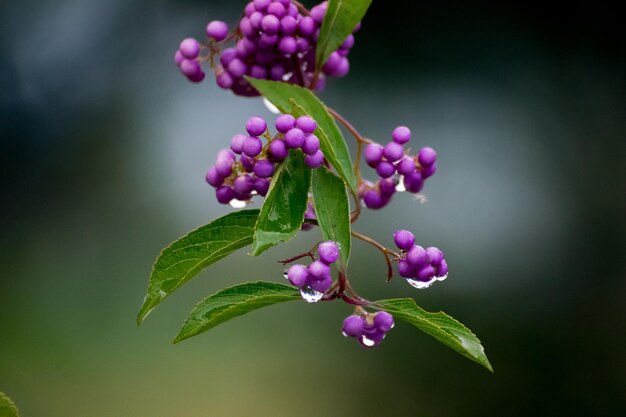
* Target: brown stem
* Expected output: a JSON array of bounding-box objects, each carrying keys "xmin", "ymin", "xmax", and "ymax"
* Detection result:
[
  {"xmin": 292, "ymin": 0, "xmax": 310, "ymax": 15},
  {"xmin": 327, "ymin": 107, "xmax": 373, "ymax": 145},
  {"xmin": 351, "ymin": 230, "xmax": 400, "ymax": 281},
  {"xmin": 278, "ymin": 242, "xmax": 320, "ymax": 265}
]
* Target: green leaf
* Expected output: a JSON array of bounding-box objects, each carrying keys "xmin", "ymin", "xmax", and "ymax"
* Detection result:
[
  {"xmin": 316, "ymin": 0, "xmax": 373, "ymax": 70},
  {"xmin": 174, "ymin": 281, "xmax": 300, "ymax": 343},
  {"xmin": 245, "ymin": 77, "xmax": 358, "ymax": 196},
  {"xmin": 137, "ymin": 209, "xmax": 259, "ymax": 324},
  {"xmin": 375, "ymin": 298, "xmax": 493, "ymax": 372},
  {"xmin": 0, "ymin": 391, "xmax": 19, "ymax": 417},
  {"xmin": 250, "ymin": 150, "xmax": 311, "ymax": 256},
  {"xmin": 311, "ymin": 167, "xmax": 351, "ymax": 268}
]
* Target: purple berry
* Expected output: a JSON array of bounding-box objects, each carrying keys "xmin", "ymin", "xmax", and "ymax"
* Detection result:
[
  {"xmin": 259, "ymin": 33, "xmax": 279, "ymax": 48},
  {"xmin": 242, "ymin": 136, "xmax": 263, "ymax": 157},
  {"xmin": 330, "ymin": 57, "xmax": 350, "ymax": 77},
  {"xmin": 233, "ymin": 175, "xmax": 256, "ymax": 194},
  {"xmin": 268, "ymin": 139, "xmax": 288, "ymax": 162},
  {"xmin": 206, "ymin": 20, "xmax": 229, "ymax": 41},
  {"xmin": 310, "ymin": 3, "xmax": 327, "ymax": 24},
  {"xmin": 275, "ymin": 114, "xmax": 296, "ymax": 132},
  {"xmin": 309, "ymin": 276, "xmax": 332, "ymax": 293},
  {"xmin": 278, "ymin": 36, "xmax": 297, "ymax": 54},
  {"xmin": 426, "ymin": 247, "xmax": 444, "ymax": 266},
  {"xmin": 253, "ymin": 0, "xmax": 271, "ymax": 12},
  {"xmin": 374, "ymin": 311, "xmax": 394, "ymax": 332},
  {"xmin": 249, "ymin": 64, "xmax": 268, "ymax": 79},
  {"xmin": 397, "ymin": 259, "xmax": 415, "ymax": 278},
  {"xmin": 437, "ymin": 260, "xmax": 449, "ymax": 277},
  {"xmin": 394, "ymin": 230, "xmax": 415, "ymax": 250},
  {"xmin": 375, "ymin": 161, "xmax": 396, "ymax": 178},
  {"xmin": 287, "ymin": 264, "xmax": 309, "ymax": 288},
  {"xmin": 378, "ymin": 178, "xmax": 397, "ymax": 196},
  {"xmin": 403, "ymin": 171, "xmax": 424, "ymax": 193},
  {"xmin": 322, "ymin": 52, "xmax": 341, "ymax": 75},
  {"xmin": 253, "ymin": 159, "xmax": 275, "ymax": 178},
  {"xmin": 298, "ymin": 16, "xmax": 316, "ymax": 37},
  {"xmin": 216, "ymin": 186, "xmax": 235, "ymax": 204},
  {"xmin": 342, "ymin": 315, "xmax": 364, "ymax": 337},
  {"xmin": 318, "ymin": 241, "xmax": 339, "ymax": 264},
  {"xmin": 267, "ymin": 1, "xmax": 286, "ymax": 18},
  {"xmin": 363, "ymin": 189, "xmax": 383, "ymax": 209},
  {"xmin": 245, "ymin": 2, "xmax": 256, "ymax": 16},
  {"xmin": 383, "ymin": 142, "xmax": 404, "ymax": 162},
  {"xmin": 418, "ymin": 147, "xmax": 437, "ymax": 166},
  {"xmin": 422, "ymin": 162, "xmax": 437, "ymax": 178},
  {"xmin": 270, "ymin": 64, "xmax": 286, "ymax": 80},
  {"xmin": 406, "ymin": 245, "xmax": 428, "ymax": 267},
  {"xmin": 302, "ymin": 134, "xmax": 320, "ymax": 155},
  {"xmin": 255, "ymin": 177, "xmax": 270, "ymax": 196},
  {"xmin": 215, "ymin": 158, "xmax": 233, "ymax": 177},
  {"xmin": 220, "ymin": 48, "xmax": 237, "ymax": 66},
  {"xmin": 249, "ymin": 11, "xmax": 264, "ymax": 30},
  {"xmin": 396, "ymin": 157, "xmax": 416, "ymax": 176},
  {"xmin": 364, "ymin": 143, "xmax": 384, "ymax": 167},
  {"xmin": 297, "ymin": 37, "xmax": 311, "ymax": 52},
  {"xmin": 416, "ymin": 264, "xmax": 436, "ymax": 281},
  {"xmin": 187, "ymin": 70, "xmax": 205, "ymax": 83},
  {"xmin": 246, "ymin": 116, "xmax": 267, "ymax": 136},
  {"xmin": 227, "ymin": 58, "xmax": 247, "ymax": 78},
  {"xmin": 296, "ymin": 116, "xmax": 317, "ymax": 134},
  {"xmin": 230, "ymin": 134, "xmax": 247, "ymax": 154},
  {"xmin": 280, "ymin": 16, "xmax": 298, "ymax": 35},
  {"xmin": 216, "ymin": 71, "xmax": 234, "ymax": 89},
  {"xmin": 284, "ymin": 128, "xmax": 305, "ymax": 148},
  {"xmin": 217, "ymin": 148, "xmax": 235, "ymax": 162},
  {"xmin": 205, "ymin": 166, "xmax": 224, "ymax": 187},
  {"xmin": 304, "ymin": 150, "xmax": 324, "ymax": 168},
  {"xmin": 174, "ymin": 50, "xmax": 184, "ymax": 66},
  {"xmin": 392, "ymin": 126, "xmax": 411, "ymax": 144},
  {"xmin": 179, "ymin": 38, "xmax": 200, "ymax": 59},
  {"xmin": 180, "ymin": 59, "xmax": 201, "ymax": 77},
  {"xmin": 261, "ymin": 15, "xmax": 280, "ymax": 34},
  {"xmin": 239, "ymin": 18, "xmax": 255, "ymax": 38},
  {"xmin": 341, "ymin": 34, "xmax": 355, "ymax": 50},
  {"xmin": 308, "ymin": 260, "xmax": 331, "ymax": 280}
]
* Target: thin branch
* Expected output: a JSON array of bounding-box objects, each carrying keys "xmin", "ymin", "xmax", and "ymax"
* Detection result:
[{"xmin": 351, "ymin": 230, "xmax": 400, "ymax": 281}]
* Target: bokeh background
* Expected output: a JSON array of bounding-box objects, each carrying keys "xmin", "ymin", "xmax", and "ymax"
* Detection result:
[{"xmin": 1, "ymin": 1, "xmax": 624, "ymax": 415}]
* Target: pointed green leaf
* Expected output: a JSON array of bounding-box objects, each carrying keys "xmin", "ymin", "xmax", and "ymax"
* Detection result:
[
  {"xmin": 375, "ymin": 298, "xmax": 493, "ymax": 372},
  {"xmin": 311, "ymin": 167, "xmax": 351, "ymax": 267},
  {"xmin": 137, "ymin": 209, "xmax": 259, "ymax": 324},
  {"xmin": 245, "ymin": 77, "xmax": 357, "ymax": 196},
  {"xmin": 174, "ymin": 281, "xmax": 300, "ymax": 343},
  {"xmin": 250, "ymin": 150, "xmax": 311, "ymax": 256},
  {"xmin": 0, "ymin": 391, "xmax": 19, "ymax": 417},
  {"xmin": 316, "ymin": 0, "xmax": 373, "ymax": 70}
]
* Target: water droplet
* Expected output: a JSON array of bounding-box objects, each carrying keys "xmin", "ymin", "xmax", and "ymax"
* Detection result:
[
  {"xmin": 341, "ymin": 331, "xmax": 348, "ymax": 337},
  {"xmin": 396, "ymin": 181, "xmax": 406, "ymax": 192},
  {"xmin": 282, "ymin": 73, "xmax": 292, "ymax": 82},
  {"xmin": 360, "ymin": 335, "xmax": 376, "ymax": 347},
  {"xmin": 299, "ymin": 285, "xmax": 324, "ymax": 303},
  {"xmin": 406, "ymin": 273, "xmax": 448, "ymax": 289},
  {"xmin": 229, "ymin": 198, "xmax": 248, "ymax": 208},
  {"xmin": 263, "ymin": 97, "xmax": 280, "ymax": 114}
]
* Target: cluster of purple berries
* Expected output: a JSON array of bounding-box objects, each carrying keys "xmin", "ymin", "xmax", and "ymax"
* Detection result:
[
  {"xmin": 360, "ymin": 126, "xmax": 438, "ymax": 210},
  {"xmin": 393, "ymin": 230, "xmax": 448, "ymax": 289},
  {"xmin": 286, "ymin": 241, "xmax": 339, "ymax": 299},
  {"xmin": 342, "ymin": 311, "xmax": 394, "ymax": 347},
  {"xmin": 205, "ymin": 114, "xmax": 324, "ymax": 205},
  {"xmin": 175, "ymin": 0, "xmax": 359, "ymax": 95}
]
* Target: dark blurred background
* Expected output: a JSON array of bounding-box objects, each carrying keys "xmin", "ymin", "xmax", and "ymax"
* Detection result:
[{"xmin": 1, "ymin": 1, "xmax": 624, "ymax": 415}]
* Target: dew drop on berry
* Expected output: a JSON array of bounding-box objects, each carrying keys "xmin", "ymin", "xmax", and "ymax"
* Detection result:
[
  {"xmin": 229, "ymin": 199, "xmax": 248, "ymax": 209},
  {"xmin": 360, "ymin": 335, "xmax": 376, "ymax": 347},
  {"xmin": 299, "ymin": 285, "xmax": 324, "ymax": 303}
]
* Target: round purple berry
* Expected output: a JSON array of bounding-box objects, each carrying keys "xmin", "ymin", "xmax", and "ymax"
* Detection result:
[
  {"xmin": 179, "ymin": 38, "xmax": 200, "ymax": 59},
  {"xmin": 296, "ymin": 116, "xmax": 317, "ymax": 134},
  {"xmin": 174, "ymin": 50, "xmax": 184, "ymax": 66},
  {"xmin": 298, "ymin": 16, "xmax": 316, "ymax": 37},
  {"xmin": 383, "ymin": 142, "xmax": 405, "ymax": 162},
  {"xmin": 302, "ymin": 134, "xmax": 320, "ymax": 155},
  {"xmin": 227, "ymin": 58, "xmax": 247, "ymax": 78},
  {"xmin": 242, "ymin": 136, "xmax": 263, "ymax": 157},
  {"xmin": 233, "ymin": 175, "xmax": 255, "ymax": 194},
  {"xmin": 253, "ymin": 0, "xmax": 271, "ymax": 12},
  {"xmin": 261, "ymin": 14, "xmax": 280, "ymax": 34},
  {"xmin": 416, "ymin": 264, "xmax": 436, "ymax": 281},
  {"xmin": 406, "ymin": 245, "xmax": 428, "ymax": 267},
  {"xmin": 216, "ymin": 71, "xmax": 234, "ymax": 89},
  {"xmin": 403, "ymin": 171, "xmax": 424, "ymax": 193},
  {"xmin": 215, "ymin": 186, "xmax": 235, "ymax": 204},
  {"xmin": 392, "ymin": 126, "xmax": 411, "ymax": 144},
  {"xmin": 255, "ymin": 177, "xmax": 270, "ymax": 196},
  {"xmin": 396, "ymin": 157, "xmax": 416, "ymax": 176},
  {"xmin": 437, "ymin": 260, "xmax": 449, "ymax": 277},
  {"xmin": 267, "ymin": 1, "xmax": 286, "ymax": 18},
  {"xmin": 374, "ymin": 311, "xmax": 394, "ymax": 332},
  {"xmin": 240, "ymin": 154, "xmax": 256, "ymax": 172},
  {"xmin": 309, "ymin": 276, "xmax": 332, "ymax": 293},
  {"xmin": 206, "ymin": 20, "xmax": 229, "ymax": 41},
  {"xmin": 308, "ymin": 260, "xmax": 331, "ymax": 280},
  {"xmin": 363, "ymin": 189, "xmax": 383, "ymax": 209},
  {"xmin": 278, "ymin": 36, "xmax": 297, "ymax": 55},
  {"xmin": 397, "ymin": 259, "xmax": 415, "ymax": 278},
  {"xmin": 275, "ymin": 114, "xmax": 296, "ymax": 132},
  {"xmin": 394, "ymin": 230, "xmax": 415, "ymax": 250},
  {"xmin": 284, "ymin": 128, "xmax": 305, "ymax": 148},
  {"xmin": 230, "ymin": 134, "xmax": 247, "ymax": 154},
  {"xmin": 375, "ymin": 161, "xmax": 396, "ymax": 178},
  {"xmin": 342, "ymin": 315, "xmax": 364, "ymax": 338},
  {"xmin": 215, "ymin": 158, "xmax": 233, "ymax": 177},
  {"xmin": 268, "ymin": 139, "xmax": 288, "ymax": 162},
  {"xmin": 246, "ymin": 116, "xmax": 267, "ymax": 136},
  {"xmin": 364, "ymin": 143, "xmax": 384, "ymax": 167},
  {"xmin": 180, "ymin": 59, "xmax": 202, "ymax": 77},
  {"xmin": 421, "ymin": 162, "xmax": 437, "ymax": 178},
  {"xmin": 205, "ymin": 166, "xmax": 223, "ymax": 187},
  {"xmin": 318, "ymin": 241, "xmax": 339, "ymax": 264},
  {"xmin": 287, "ymin": 264, "xmax": 309, "ymax": 288},
  {"xmin": 418, "ymin": 147, "xmax": 437, "ymax": 167},
  {"xmin": 253, "ymin": 159, "xmax": 275, "ymax": 178},
  {"xmin": 280, "ymin": 16, "xmax": 298, "ymax": 35},
  {"xmin": 304, "ymin": 150, "xmax": 325, "ymax": 168},
  {"xmin": 426, "ymin": 247, "xmax": 444, "ymax": 266}
]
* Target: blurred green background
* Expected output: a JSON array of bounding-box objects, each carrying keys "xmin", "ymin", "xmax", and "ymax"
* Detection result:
[{"xmin": 1, "ymin": 1, "xmax": 624, "ymax": 415}]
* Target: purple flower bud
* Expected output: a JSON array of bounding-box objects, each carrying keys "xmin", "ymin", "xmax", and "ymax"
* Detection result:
[
  {"xmin": 318, "ymin": 241, "xmax": 339, "ymax": 264},
  {"xmin": 179, "ymin": 38, "xmax": 200, "ymax": 59},
  {"xmin": 304, "ymin": 150, "xmax": 324, "ymax": 168},
  {"xmin": 268, "ymin": 139, "xmax": 288, "ymax": 162},
  {"xmin": 375, "ymin": 161, "xmax": 396, "ymax": 178},
  {"xmin": 302, "ymin": 134, "xmax": 320, "ymax": 155},
  {"xmin": 406, "ymin": 245, "xmax": 428, "ymax": 267},
  {"xmin": 287, "ymin": 264, "xmax": 308, "ymax": 288},
  {"xmin": 253, "ymin": 159, "xmax": 275, "ymax": 178},
  {"xmin": 394, "ymin": 230, "xmax": 415, "ymax": 250},
  {"xmin": 296, "ymin": 116, "xmax": 317, "ymax": 134},
  {"xmin": 392, "ymin": 126, "xmax": 411, "ymax": 144},
  {"xmin": 242, "ymin": 136, "xmax": 263, "ymax": 157},
  {"xmin": 275, "ymin": 114, "xmax": 296, "ymax": 132},
  {"xmin": 246, "ymin": 116, "xmax": 267, "ymax": 136},
  {"xmin": 374, "ymin": 311, "xmax": 394, "ymax": 332},
  {"xmin": 364, "ymin": 143, "xmax": 384, "ymax": 167},
  {"xmin": 308, "ymin": 260, "xmax": 331, "ymax": 280},
  {"xmin": 342, "ymin": 315, "xmax": 364, "ymax": 338},
  {"xmin": 206, "ymin": 20, "xmax": 229, "ymax": 41},
  {"xmin": 418, "ymin": 147, "xmax": 437, "ymax": 167},
  {"xmin": 383, "ymin": 142, "xmax": 404, "ymax": 162},
  {"xmin": 426, "ymin": 247, "xmax": 444, "ymax": 266},
  {"xmin": 205, "ymin": 166, "xmax": 224, "ymax": 187}
]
